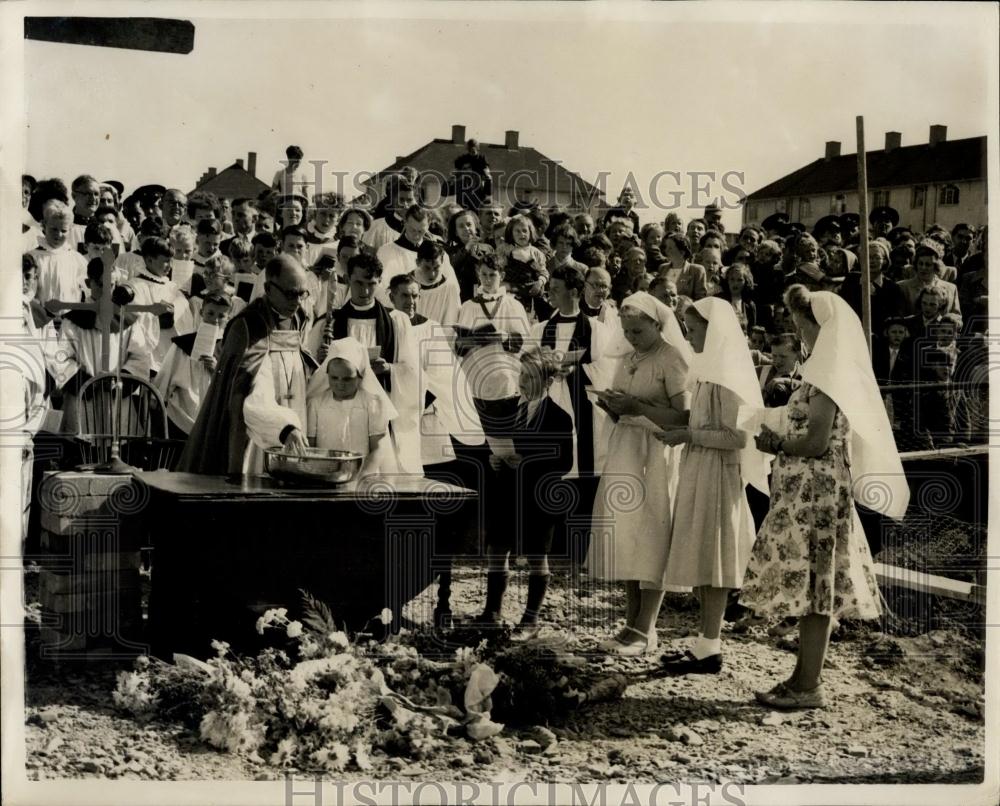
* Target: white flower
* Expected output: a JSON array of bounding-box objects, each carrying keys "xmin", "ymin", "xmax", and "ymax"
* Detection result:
[
  {"xmin": 378, "ymin": 608, "xmax": 394, "ymax": 625},
  {"xmin": 210, "ymin": 639, "xmax": 231, "ymax": 656},
  {"xmin": 327, "ymin": 631, "xmax": 349, "ymax": 650},
  {"xmin": 255, "ymin": 617, "xmax": 267, "ymax": 635},
  {"xmin": 286, "ymin": 621, "xmax": 303, "ymax": 639}
]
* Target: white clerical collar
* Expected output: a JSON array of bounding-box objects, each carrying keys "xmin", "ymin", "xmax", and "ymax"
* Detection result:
[
  {"xmin": 38, "ymin": 239, "xmax": 71, "ymax": 253},
  {"xmin": 351, "ymin": 299, "xmax": 376, "ymax": 311},
  {"xmin": 307, "ymin": 221, "xmax": 335, "ymax": 240}
]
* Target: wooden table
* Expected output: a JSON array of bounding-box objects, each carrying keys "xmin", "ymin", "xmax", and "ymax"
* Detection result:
[{"xmin": 138, "ymin": 471, "xmax": 478, "ymax": 658}]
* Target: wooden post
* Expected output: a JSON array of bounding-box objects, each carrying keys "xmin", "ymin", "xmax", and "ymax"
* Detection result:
[{"xmin": 856, "ymin": 116, "xmax": 872, "ymax": 354}]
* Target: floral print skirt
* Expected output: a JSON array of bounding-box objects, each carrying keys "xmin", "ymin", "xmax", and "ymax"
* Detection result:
[{"xmin": 739, "ymin": 449, "xmax": 882, "ymax": 620}]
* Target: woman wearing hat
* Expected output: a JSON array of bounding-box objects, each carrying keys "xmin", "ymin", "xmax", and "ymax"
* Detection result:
[
  {"xmin": 740, "ymin": 285, "xmax": 908, "ymax": 709},
  {"xmin": 837, "ymin": 238, "xmax": 906, "ymax": 339}
]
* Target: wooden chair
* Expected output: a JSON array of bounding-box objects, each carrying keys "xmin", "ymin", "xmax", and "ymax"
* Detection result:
[{"xmin": 75, "ymin": 373, "xmax": 183, "ymax": 471}]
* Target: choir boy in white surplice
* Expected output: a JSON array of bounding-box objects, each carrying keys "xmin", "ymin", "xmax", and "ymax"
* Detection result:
[
  {"xmin": 527, "ymin": 264, "xmax": 613, "ymax": 481},
  {"xmin": 362, "ymin": 175, "xmax": 416, "ymax": 253},
  {"xmin": 44, "ymin": 259, "xmax": 151, "ymax": 435},
  {"xmin": 388, "ymin": 275, "xmax": 484, "ymax": 467},
  {"xmin": 455, "ymin": 253, "xmax": 531, "ymax": 454},
  {"xmin": 307, "ymin": 253, "xmax": 422, "ymax": 474},
  {"xmin": 154, "ymin": 294, "xmax": 232, "ymax": 438},
  {"xmin": 122, "ymin": 237, "xmax": 194, "ymax": 374},
  {"xmin": 32, "ymin": 200, "xmax": 87, "ymax": 309},
  {"xmin": 375, "ymin": 205, "xmax": 459, "ymax": 306},
  {"xmin": 409, "ymin": 240, "xmax": 461, "ymax": 326}
]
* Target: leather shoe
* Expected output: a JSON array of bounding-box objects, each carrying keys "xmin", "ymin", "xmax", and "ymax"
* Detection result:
[{"xmin": 660, "ymin": 649, "xmax": 722, "ymax": 675}]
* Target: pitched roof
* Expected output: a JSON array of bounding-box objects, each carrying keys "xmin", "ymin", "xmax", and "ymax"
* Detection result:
[
  {"xmin": 364, "ymin": 138, "xmax": 605, "ymax": 199},
  {"xmin": 745, "ymin": 136, "xmax": 987, "ymax": 201},
  {"xmin": 189, "ymin": 162, "xmax": 271, "ymax": 198}
]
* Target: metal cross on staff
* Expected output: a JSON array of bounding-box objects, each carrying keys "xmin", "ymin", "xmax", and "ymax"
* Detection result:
[{"xmin": 45, "ymin": 248, "xmax": 170, "ymax": 474}]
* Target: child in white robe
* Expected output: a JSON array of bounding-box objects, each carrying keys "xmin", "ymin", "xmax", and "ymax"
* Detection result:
[
  {"xmin": 306, "ymin": 337, "xmax": 398, "ymax": 479},
  {"xmin": 154, "ymin": 294, "xmax": 231, "ymax": 438},
  {"xmin": 32, "ymin": 200, "xmax": 87, "ymax": 309}
]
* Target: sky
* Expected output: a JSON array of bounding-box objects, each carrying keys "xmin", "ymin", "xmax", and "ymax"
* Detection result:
[{"xmin": 20, "ymin": 2, "xmax": 998, "ymax": 231}]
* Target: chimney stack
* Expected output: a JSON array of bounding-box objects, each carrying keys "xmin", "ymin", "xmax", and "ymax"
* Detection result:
[
  {"xmin": 452, "ymin": 124, "xmax": 466, "ymax": 145},
  {"xmin": 824, "ymin": 141, "xmax": 841, "ymax": 161},
  {"xmin": 505, "ymin": 130, "xmax": 520, "ymax": 150},
  {"xmin": 929, "ymin": 124, "xmax": 947, "ymax": 146},
  {"xmin": 207, "ymin": 167, "xmax": 217, "ymax": 178},
  {"xmin": 247, "ymin": 152, "xmax": 257, "ymax": 177},
  {"xmin": 235, "ymin": 158, "xmax": 244, "ymax": 169},
  {"xmin": 885, "ymin": 132, "xmax": 901, "ymax": 153}
]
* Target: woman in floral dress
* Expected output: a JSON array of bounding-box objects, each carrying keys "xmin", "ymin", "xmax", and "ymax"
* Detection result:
[{"xmin": 740, "ymin": 285, "xmax": 909, "ymax": 709}]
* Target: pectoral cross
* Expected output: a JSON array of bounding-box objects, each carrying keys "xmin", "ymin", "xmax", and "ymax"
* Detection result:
[{"xmin": 45, "ymin": 250, "xmax": 170, "ymax": 474}]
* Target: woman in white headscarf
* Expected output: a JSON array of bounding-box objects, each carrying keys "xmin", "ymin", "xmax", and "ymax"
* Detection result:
[
  {"xmin": 586, "ymin": 291, "xmax": 693, "ymax": 655},
  {"xmin": 656, "ymin": 297, "xmax": 770, "ymax": 674},
  {"xmin": 740, "ymin": 285, "xmax": 909, "ymax": 710},
  {"xmin": 306, "ymin": 337, "xmax": 399, "ymax": 478}
]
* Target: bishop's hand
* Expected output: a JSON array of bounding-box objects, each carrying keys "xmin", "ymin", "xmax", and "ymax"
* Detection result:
[{"xmin": 282, "ymin": 428, "xmax": 309, "ymax": 455}]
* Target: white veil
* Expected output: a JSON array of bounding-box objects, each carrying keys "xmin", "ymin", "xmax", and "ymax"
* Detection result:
[
  {"xmin": 617, "ymin": 291, "xmax": 693, "ymax": 364},
  {"xmin": 306, "ymin": 336, "xmax": 399, "ymax": 420},
  {"xmin": 687, "ymin": 297, "xmax": 770, "ymax": 495},
  {"xmin": 800, "ymin": 292, "xmax": 909, "ymax": 520}
]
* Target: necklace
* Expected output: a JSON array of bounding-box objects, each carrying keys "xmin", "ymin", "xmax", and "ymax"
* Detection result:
[{"xmin": 626, "ymin": 343, "xmax": 659, "ymax": 375}]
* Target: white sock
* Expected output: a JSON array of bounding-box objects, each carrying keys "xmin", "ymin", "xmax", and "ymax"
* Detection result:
[{"xmin": 691, "ymin": 636, "xmax": 721, "ymax": 659}]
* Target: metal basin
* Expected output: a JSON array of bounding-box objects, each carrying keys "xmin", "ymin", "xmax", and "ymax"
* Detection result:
[{"xmin": 264, "ymin": 447, "xmax": 363, "ymax": 486}]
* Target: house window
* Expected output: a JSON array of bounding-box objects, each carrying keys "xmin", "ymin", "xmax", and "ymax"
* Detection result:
[
  {"xmin": 872, "ymin": 190, "xmax": 891, "ymax": 208},
  {"xmin": 939, "ymin": 185, "xmax": 960, "ymax": 206},
  {"xmin": 799, "ymin": 197, "xmax": 811, "ymax": 220},
  {"xmin": 911, "ymin": 185, "xmax": 926, "ymax": 208},
  {"xmin": 830, "ymin": 194, "xmax": 846, "ymax": 214}
]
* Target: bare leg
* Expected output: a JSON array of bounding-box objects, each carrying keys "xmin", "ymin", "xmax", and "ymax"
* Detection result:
[{"xmin": 794, "ymin": 613, "xmax": 832, "ymax": 690}]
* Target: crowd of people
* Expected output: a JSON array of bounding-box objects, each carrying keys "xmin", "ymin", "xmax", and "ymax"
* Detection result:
[{"xmin": 17, "ymin": 143, "xmax": 989, "ymax": 709}]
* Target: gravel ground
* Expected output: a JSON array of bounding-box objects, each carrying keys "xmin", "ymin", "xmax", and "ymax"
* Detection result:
[{"xmin": 22, "ymin": 564, "xmax": 986, "ymax": 784}]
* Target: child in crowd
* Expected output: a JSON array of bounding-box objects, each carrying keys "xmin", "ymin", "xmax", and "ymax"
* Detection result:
[
  {"xmin": 193, "ymin": 218, "xmax": 224, "ymax": 268},
  {"xmin": 252, "ymin": 231, "xmax": 278, "ymax": 272},
  {"xmin": 748, "ymin": 325, "xmax": 769, "ymax": 355},
  {"xmin": 228, "ymin": 239, "xmax": 258, "ymax": 303},
  {"xmin": 45, "ymin": 258, "xmax": 150, "ymax": 434},
  {"xmin": 913, "ymin": 311, "xmax": 961, "ymax": 448},
  {"xmin": 190, "ymin": 255, "xmax": 243, "ymax": 321},
  {"xmin": 305, "ymin": 336, "xmax": 397, "ymax": 479},
  {"xmin": 168, "ymin": 223, "xmax": 197, "ymax": 290},
  {"xmin": 762, "ymin": 332, "xmax": 803, "ymax": 407},
  {"xmin": 126, "ymin": 236, "xmax": 194, "ymax": 374},
  {"xmin": 649, "ymin": 276, "xmax": 679, "ymax": 310},
  {"xmin": 698, "ymin": 247, "xmax": 724, "ymax": 296},
  {"xmin": 154, "ymin": 293, "xmax": 231, "ymax": 439},
  {"xmin": 32, "ymin": 200, "xmax": 87, "ymax": 308},
  {"xmin": 475, "ymin": 348, "xmax": 575, "ymax": 636},
  {"xmin": 455, "ymin": 252, "xmax": 531, "ymax": 453},
  {"xmin": 874, "ymin": 317, "xmax": 914, "ymax": 438},
  {"xmin": 497, "ymin": 215, "xmax": 550, "ymax": 318},
  {"xmin": 717, "ymin": 263, "xmax": 757, "ymax": 332}
]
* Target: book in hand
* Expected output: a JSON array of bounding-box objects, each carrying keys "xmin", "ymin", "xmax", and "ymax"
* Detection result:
[
  {"xmin": 367, "ymin": 346, "xmax": 383, "ymax": 362},
  {"xmin": 453, "ymin": 323, "xmax": 504, "ymax": 345},
  {"xmin": 234, "ymin": 272, "xmax": 257, "ymax": 303},
  {"xmin": 191, "ymin": 321, "xmax": 221, "ymax": 359}
]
